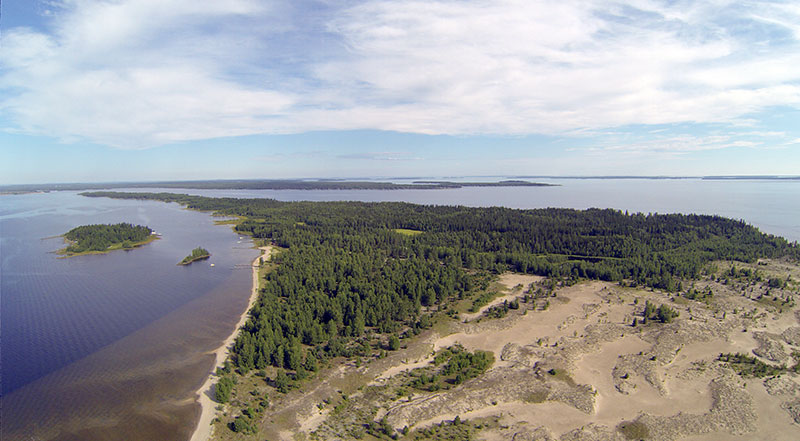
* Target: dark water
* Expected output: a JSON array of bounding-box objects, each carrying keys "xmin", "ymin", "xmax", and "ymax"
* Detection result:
[
  {"xmin": 0, "ymin": 179, "xmax": 797, "ymax": 441},
  {"xmin": 1, "ymin": 191, "xmax": 258, "ymax": 440}
]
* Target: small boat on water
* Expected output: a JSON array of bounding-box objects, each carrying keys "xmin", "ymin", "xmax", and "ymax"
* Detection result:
[{"xmin": 210, "ymin": 263, "xmax": 215, "ymax": 267}]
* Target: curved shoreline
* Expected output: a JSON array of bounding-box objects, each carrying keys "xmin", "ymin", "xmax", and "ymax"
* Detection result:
[{"xmin": 189, "ymin": 245, "xmax": 272, "ymax": 441}]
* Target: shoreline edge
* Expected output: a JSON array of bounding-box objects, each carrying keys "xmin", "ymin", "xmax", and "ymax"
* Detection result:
[{"xmin": 189, "ymin": 245, "xmax": 272, "ymax": 441}]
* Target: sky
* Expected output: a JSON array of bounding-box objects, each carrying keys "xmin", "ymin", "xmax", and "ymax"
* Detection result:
[{"xmin": 1, "ymin": 0, "xmax": 799, "ymax": 185}]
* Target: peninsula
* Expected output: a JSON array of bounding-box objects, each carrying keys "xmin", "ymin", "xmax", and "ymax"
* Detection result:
[{"xmin": 57, "ymin": 223, "xmax": 158, "ymax": 257}]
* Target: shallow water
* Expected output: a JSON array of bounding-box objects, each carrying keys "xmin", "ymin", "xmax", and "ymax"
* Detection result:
[{"xmin": 1, "ymin": 192, "xmax": 258, "ymax": 440}]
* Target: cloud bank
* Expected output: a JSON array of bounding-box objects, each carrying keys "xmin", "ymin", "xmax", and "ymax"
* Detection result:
[{"xmin": 1, "ymin": 0, "xmax": 799, "ymax": 148}]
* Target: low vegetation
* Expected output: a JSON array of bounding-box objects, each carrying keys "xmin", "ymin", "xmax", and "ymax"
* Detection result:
[
  {"xmin": 617, "ymin": 420, "xmax": 650, "ymax": 440},
  {"xmin": 406, "ymin": 345, "xmax": 495, "ymax": 392},
  {"xmin": 640, "ymin": 300, "xmax": 679, "ymax": 324},
  {"xmin": 718, "ymin": 352, "xmax": 800, "ymax": 378}
]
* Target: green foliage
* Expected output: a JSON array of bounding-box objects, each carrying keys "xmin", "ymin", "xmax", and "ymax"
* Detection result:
[
  {"xmin": 617, "ymin": 420, "xmax": 649, "ymax": 440},
  {"xmin": 769, "ymin": 277, "xmax": 786, "ymax": 288},
  {"xmin": 62, "ymin": 223, "xmax": 152, "ymax": 253},
  {"xmin": 469, "ymin": 292, "xmax": 497, "ymax": 313},
  {"xmin": 409, "ymin": 345, "xmax": 494, "ymax": 391},
  {"xmin": 442, "ymin": 347, "xmax": 494, "ymax": 384},
  {"xmin": 656, "ymin": 304, "xmax": 679, "ymax": 323},
  {"xmin": 180, "ymin": 247, "xmax": 210, "ymax": 264},
  {"xmin": 275, "ymin": 369, "xmax": 290, "ymax": 393},
  {"xmin": 547, "ymin": 368, "xmax": 577, "ymax": 386},
  {"xmin": 215, "ymin": 375, "xmax": 235, "ymax": 403},
  {"xmin": 642, "ymin": 300, "xmax": 679, "ymax": 324},
  {"xmin": 718, "ymin": 353, "xmax": 786, "ymax": 378},
  {"xmin": 683, "ymin": 286, "xmax": 713, "ymax": 303},
  {"xmin": 409, "ymin": 417, "xmax": 484, "ymax": 440},
  {"xmin": 230, "ymin": 415, "xmax": 257, "ymax": 434},
  {"xmin": 388, "ymin": 335, "xmax": 401, "ymax": 351}
]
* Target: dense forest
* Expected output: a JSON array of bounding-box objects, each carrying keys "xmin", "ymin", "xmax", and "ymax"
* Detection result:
[
  {"xmin": 81, "ymin": 191, "xmax": 798, "ymax": 375},
  {"xmin": 60, "ymin": 223, "xmax": 154, "ymax": 254}
]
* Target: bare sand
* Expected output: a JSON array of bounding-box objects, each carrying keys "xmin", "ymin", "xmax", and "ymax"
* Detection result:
[
  {"xmin": 376, "ymin": 274, "xmax": 800, "ymax": 439},
  {"xmin": 189, "ymin": 245, "xmax": 272, "ymax": 441}
]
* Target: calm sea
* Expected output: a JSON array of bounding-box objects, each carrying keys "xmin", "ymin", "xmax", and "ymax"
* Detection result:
[{"xmin": 0, "ymin": 179, "xmax": 797, "ymax": 440}]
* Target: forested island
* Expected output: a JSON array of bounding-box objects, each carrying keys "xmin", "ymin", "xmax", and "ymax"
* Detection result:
[
  {"xmin": 57, "ymin": 223, "xmax": 157, "ymax": 256},
  {"xmin": 80, "ymin": 191, "xmax": 800, "ymax": 439},
  {"xmin": 179, "ymin": 247, "xmax": 211, "ymax": 265}
]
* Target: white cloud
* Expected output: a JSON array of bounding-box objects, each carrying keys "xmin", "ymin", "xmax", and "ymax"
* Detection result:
[
  {"xmin": 1, "ymin": 0, "xmax": 799, "ymax": 148},
  {"xmin": 337, "ymin": 151, "xmax": 423, "ymax": 161}
]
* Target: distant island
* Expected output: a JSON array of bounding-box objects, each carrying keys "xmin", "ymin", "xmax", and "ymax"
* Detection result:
[
  {"xmin": 412, "ymin": 180, "xmax": 554, "ymax": 187},
  {"xmin": 1, "ymin": 179, "xmax": 557, "ymax": 193},
  {"xmin": 57, "ymin": 223, "xmax": 158, "ymax": 256},
  {"xmin": 179, "ymin": 247, "xmax": 211, "ymax": 265}
]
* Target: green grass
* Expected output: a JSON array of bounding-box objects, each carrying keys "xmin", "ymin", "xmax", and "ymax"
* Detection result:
[
  {"xmin": 392, "ymin": 228, "xmax": 423, "ymax": 236},
  {"xmin": 617, "ymin": 420, "xmax": 649, "ymax": 440},
  {"xmin": 523, "ymin": 390, "xmax": 549, "ymax": 403},
  {"xmin": 468, "ymin": 291, "xmax": 500, "ymax": 313},
  {"xmin": 547, "ymin": 368, "xmax": 577, "ymax": 386}
]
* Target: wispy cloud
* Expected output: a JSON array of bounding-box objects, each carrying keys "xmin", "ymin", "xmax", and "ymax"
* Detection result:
[
  {"xmin": 1, "ymin": 0, "xmax": 799, "ymax": 148},
  {"xmin": 337, "ymin": 151, "xmax": 423, "ymax": 161}
]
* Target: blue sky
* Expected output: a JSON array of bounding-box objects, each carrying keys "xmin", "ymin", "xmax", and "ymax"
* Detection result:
[{"xmin": 1, "ymin": 0, "xmax": 799, "ymax": 184}]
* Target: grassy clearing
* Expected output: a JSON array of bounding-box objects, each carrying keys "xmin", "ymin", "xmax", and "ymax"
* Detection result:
[
  {"xmin": 523, "ymin": 390, "xmax": 549, "ymax": 403},
  {"xmin": 392, "ymin": 228, "xmax": 424, "ymax": 236},
  {"xmin": 214, "ymin": 218, "xmax": 244, "ymax": 225},
  {"xmin": 547, "ymin": 368, "xmax": 577, "ymax": 387}
]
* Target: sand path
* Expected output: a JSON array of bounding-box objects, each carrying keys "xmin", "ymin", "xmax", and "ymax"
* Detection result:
[{"xmin": 189, "ymin": 245, "xmax": 273, "ymax": 441}]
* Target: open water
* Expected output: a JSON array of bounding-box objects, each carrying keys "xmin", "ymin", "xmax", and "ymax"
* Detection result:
[
  {"xmin": 1, "ymin": 191, "xmax": 258, "ymax": 440},
  {"xmin": 0, "ymin": 179, "xmax": 797, "ymax": 440}
]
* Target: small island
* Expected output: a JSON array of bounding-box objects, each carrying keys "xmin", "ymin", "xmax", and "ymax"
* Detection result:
[
  {"xmin": 179, "ymin": 247, "xmax": 211, "ymax": 265},
  {"xmin": 58, "ymin": 223, "xmax": 158, "ymax": 256}
]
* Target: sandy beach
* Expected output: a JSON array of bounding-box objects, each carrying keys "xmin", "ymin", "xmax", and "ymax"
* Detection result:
[{"xmin": 189, "ymin": 245, "xmax": 273, "ymax": 441}]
